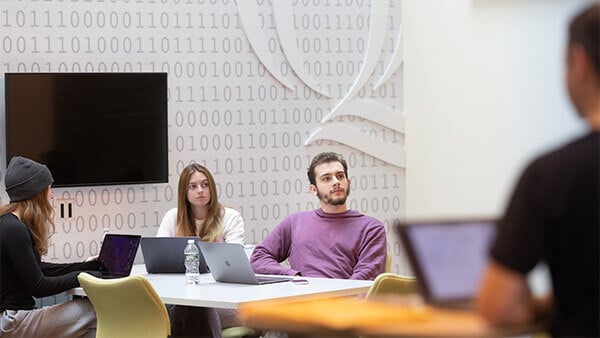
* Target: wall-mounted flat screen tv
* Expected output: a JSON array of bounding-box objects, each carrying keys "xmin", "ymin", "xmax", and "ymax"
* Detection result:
[{"xmin": 4, "ymin": 72, "xmax": 169, "ymax": 187}]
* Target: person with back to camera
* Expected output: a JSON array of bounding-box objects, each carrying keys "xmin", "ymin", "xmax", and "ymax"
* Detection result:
[
  {"xmin": 250, "ymin": 151, "xmax": 387, "ymax": 280},
  {"xmin": 0, "ymin": 156, "xmax": 103, "ymax": 338},
  {"xmin": 476, "ymin": 4, "xmax": 599, "ymax": 337},
  {"xmin": 157, "ymin": 163, "xmax": 245, "ymax": 337}
]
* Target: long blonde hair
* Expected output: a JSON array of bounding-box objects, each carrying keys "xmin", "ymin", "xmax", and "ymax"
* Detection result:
[
  {"xmin": 0, "ymin": 187, "xmax": 54, "ymax": 256},
  {"xmin": 175, "ymin": 164, "xmax": 223, "ymax": 242}
]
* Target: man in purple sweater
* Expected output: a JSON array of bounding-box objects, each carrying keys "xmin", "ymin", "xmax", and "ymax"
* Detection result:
[{"xmin": 250, "ymin": 152, "xmax": 387, "ymax": 280}]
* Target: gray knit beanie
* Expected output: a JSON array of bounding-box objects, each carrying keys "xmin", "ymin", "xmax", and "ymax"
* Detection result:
[{"xmin": 5, "ymin": 156, "xmax": 54, "ymax": 203}]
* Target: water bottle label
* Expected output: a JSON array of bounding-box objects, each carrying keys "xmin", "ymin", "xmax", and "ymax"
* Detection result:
[{"xmin": 184, "ymin": 253, "xmax": 199, "ymax": 265}]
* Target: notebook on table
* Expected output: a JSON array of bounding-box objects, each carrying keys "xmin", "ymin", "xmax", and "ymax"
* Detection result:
[
  {"xmin": 396, "ymin": 219, "xmax": 497, "ymax": 309},
  {"xmin": 97, "ymin": 234, "xmax": 142, "ymax": 279},
  {"xmin": 198, "ymin": 242, "xmax": 292, "ymax": 285},
  {"xmin": 140, "ymin": 237, "xmax": 209, "ymax": 274}
]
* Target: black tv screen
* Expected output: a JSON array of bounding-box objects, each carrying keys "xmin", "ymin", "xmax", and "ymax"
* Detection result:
[{"xmin": 4, "ymin": 72, "xmax": 169, "ymax": 187}]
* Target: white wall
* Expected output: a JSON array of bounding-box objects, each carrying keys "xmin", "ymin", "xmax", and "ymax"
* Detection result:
[{"xmin": 404, "ymin": 0, "xmax": 590, "ymax": 220}]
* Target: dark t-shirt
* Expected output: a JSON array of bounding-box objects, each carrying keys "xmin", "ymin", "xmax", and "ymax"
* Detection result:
[
  {"xmin": 0, "ymin": 213, "xmax": 99, "ymax": 311},
  {"xmin": 491, "ymin": 131, "xmax": 599, "ymax": 337}
]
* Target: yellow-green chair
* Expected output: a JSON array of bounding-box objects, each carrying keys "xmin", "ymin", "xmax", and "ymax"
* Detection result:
[
  {"xmin": 359, "ymin": 273, "xmax": 418, "ymax": 338},
  {"xmin": 366, "ymin": 272, "xmax": 418, "ymax": 299},
  {"xmin": 385, "ymin": 252, "xmax": 392, "ymax": 273},
  {"xmin": 77, "ymin": 272, "xmax": 171, "ymax": 338},
  {"xmin": 222, "ymin": 326, "xmax": 259, "ymax": 338}
]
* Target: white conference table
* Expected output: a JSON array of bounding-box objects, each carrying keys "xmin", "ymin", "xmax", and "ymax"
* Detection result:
[{"xmin": 71, "ymin": 265, "xmax": 373, "ymax": 309}]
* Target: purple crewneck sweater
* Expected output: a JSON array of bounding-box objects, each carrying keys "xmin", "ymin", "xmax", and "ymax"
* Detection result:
[{"xmin": 250, "ymin": 208, "xmax": 387, "ymax": 280}]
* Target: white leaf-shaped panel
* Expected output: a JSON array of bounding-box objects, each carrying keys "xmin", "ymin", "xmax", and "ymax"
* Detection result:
[
  {"xmin": 273, "ymin": 1, "xmax": 331, "ymax": 97},
  {"xmin": 237, "ymin": 0, "xmax": 295, "ymax": 91}
]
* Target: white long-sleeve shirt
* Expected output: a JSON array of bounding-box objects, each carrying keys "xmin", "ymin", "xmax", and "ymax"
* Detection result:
[{"xmin": 156, "ymin": 207, "xmax": 245, "ymax": 244}]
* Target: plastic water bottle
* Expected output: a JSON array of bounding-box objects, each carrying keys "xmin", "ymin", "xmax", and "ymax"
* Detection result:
[{"xmin": 184, "ymin": 239, "xmax": 200, "ymax": 285}]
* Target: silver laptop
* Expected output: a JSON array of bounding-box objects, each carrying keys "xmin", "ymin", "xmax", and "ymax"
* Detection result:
[
  {"xmin": 396, "ymin": 219, "xmax": 496, "ymax": 309},
  {"xmin": 140, "ymin": 237, "xmax": 209, "ymax": 274},
  {"xmin": 198, "ymin": 242, "xmax": 292, "ymax": 285}
]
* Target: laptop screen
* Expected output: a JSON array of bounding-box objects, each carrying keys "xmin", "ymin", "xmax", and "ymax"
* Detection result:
[
  {"xmin": 98, "ymin": 234, "xmax": 141, "ymax": 275},
  {"xmin": 398, "ymin": 220, "xmax": 496, "ymax": 304}
]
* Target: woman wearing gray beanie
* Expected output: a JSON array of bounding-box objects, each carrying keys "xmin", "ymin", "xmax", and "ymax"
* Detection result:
[{"xmin": 0, "ymin": 156, "xmax": 101, "ymax": 338}]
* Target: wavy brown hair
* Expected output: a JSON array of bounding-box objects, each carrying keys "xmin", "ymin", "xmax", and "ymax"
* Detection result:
[
  {"xmin": 175, "ymin": 164, "xmax": 223, "ymax": 242},
  {"xmin": 0, "ymin": 187, "xmax": 54, "ymax": 256}
]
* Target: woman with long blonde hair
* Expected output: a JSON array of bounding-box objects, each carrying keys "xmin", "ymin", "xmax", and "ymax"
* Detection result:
[
  {"xmin": 157, "ymin": 163, "xmax": 245, "ymax": 336},
  {"xmin": 0, "ymin": 156, "xmax": 101, "ymax": 338},
  {"xmin": 157, "ymin": 163, "xmax": 244, "ymax": 243}
]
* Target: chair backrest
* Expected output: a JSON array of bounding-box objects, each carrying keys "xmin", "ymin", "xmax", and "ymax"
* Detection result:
[
  {"xmin": 77, "ymin": 273, "xmax": 171, "ymax": 338},
  {"xmin": 385, "ymin": 252, "xmax": 392, "ymax": 273},
  {"xmin": 366, "ymin": 273, "xmax": 418, "ymax": 298}
]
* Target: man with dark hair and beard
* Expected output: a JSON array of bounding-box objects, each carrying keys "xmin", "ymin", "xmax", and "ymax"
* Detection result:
[{"xmin": 250, "ymin": 152, "xmax": 387, "ymax": 280}]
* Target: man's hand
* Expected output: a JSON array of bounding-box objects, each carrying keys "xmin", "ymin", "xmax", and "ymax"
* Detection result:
[{"xmin": 476, "ymin": 261, "xmax": 537, "ymax": 325}]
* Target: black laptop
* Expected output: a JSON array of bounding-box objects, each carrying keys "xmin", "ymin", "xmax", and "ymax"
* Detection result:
[
  {"xmin": 396, "ymin": 219, "xmax": 496, "ymax": 309},
  {"xmin": 140, "ymin": 237, "xmax": 209, "ymax": 274},
  {"xmin": 97, "ymin": 233, "xmax": 142, "ymax": 279}
]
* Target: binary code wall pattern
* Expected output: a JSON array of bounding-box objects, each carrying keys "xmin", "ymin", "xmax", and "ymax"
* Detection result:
[{"xmin": 0, "ymin": 0, "xmax": 407, "ymax": 274}]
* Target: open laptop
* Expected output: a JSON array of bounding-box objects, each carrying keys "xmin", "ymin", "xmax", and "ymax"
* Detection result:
[
  {"xmin": 396, "ymin": 219, "xmax": 497, "ymax": 309},
  {"xmin": 198, "ymin": 242, "xmax": 292, "ymax": 285},
  {"xmin": 97, "ymin": 234, "xmax": 142, "ymax": 279},
  {"xmin": 140, "ymin": 237, "xmax": 209, "ymax": 274}
]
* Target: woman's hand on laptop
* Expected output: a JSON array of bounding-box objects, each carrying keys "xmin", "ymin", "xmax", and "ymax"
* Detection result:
[{"xmin": 85, "ymin": 255, "xmax": 99, "ymax": 262}]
